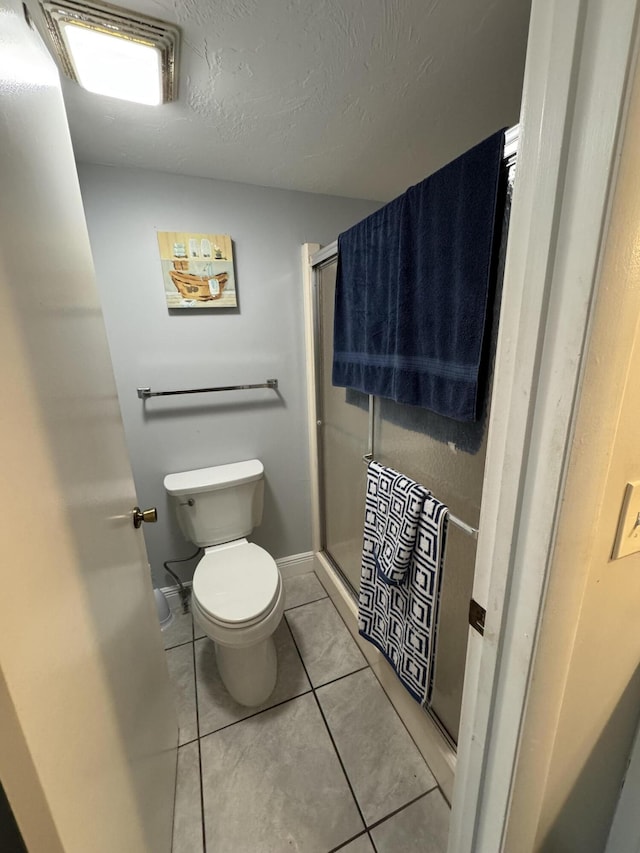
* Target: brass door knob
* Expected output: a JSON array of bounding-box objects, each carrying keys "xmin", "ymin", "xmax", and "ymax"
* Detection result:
[{"xmin": 132, "ymin": 506, "xmax": 158, "ymax": 528}]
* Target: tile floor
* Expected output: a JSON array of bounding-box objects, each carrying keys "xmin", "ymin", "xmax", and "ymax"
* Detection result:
[{"xmin": 164, "ymin": 571, "xmax": 450, "ymax": 853}]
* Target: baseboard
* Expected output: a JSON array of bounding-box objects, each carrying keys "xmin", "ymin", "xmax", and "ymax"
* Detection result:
[
  {"xmin": 159, "ymin": 580, "xmax": 192, "ymax": 601},
  {"xmin": 275, "ymin": 551, "xmax": 315, "ymax": 578},
  {"xmin": 159, "ymin": 551, "xmax": 315, "ymax": 599}
]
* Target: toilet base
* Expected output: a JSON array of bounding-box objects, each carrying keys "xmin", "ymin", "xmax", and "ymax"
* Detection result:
[{"xmin": 215, "ymin": 635, "xmax": 277, "ymax": 706}]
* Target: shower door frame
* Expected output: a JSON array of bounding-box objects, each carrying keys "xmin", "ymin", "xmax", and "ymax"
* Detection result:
[
  {"xmin": 303, "ymin": 242, "xmax": 458, "ymax": 799},
  {"xmin": 309, "ymin": 242, "xmax": 373, "ymax": 598},
  {"xmin": 310, "ymin": 243, "xmax": 350, "ymax": 591}
]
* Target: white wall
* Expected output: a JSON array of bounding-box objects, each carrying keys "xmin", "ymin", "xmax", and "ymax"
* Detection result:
[{"xmin": 78, "ymin": 164, "xmax": 378, "ymax": 586}]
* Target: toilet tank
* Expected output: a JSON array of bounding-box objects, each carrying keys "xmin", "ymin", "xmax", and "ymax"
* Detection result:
[{"xmin": 163, "ymin": 459, "xmax": 265, "ymax": 548}]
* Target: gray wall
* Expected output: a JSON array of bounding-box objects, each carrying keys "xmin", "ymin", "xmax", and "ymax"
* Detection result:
[{"xmin": 78, "ymin": 163, "xmax": 379, "ymax": 587}]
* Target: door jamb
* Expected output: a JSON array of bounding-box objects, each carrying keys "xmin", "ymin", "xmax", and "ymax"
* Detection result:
[{"xmin": 450, "ymin": 1, "xmax": 640, "ymax": 850}]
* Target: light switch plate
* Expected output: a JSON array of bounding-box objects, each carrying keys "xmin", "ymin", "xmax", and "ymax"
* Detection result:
[{"xmin": 612, "ymin": 481, "xmax": 640, "ymax": 560}]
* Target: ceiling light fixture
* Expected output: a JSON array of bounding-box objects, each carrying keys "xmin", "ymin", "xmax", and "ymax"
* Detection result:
[{"xmin": 39, "ymin": 0, "xmax": 179, "ymax": 105}]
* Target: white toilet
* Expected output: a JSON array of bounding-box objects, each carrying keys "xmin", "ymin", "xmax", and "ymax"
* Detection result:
[{"xmin": 164, "ymin": 459, "xmax": 283, "ymax": 707}]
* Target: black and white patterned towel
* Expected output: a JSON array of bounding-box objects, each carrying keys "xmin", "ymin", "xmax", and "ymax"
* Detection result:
[
  {"xmin": 358, "ymin": 461, "xmax": 449, "ymax": 707},
  {"xmin": 364, "ymin": 460, "xmax": 429, "ymax": 584}
]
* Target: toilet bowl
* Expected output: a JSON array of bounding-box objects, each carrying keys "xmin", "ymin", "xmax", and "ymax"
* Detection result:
[
  {"xmin": 191, "ymin": 540, "xmax": 284, "ymax": 706},
  {"xmin": 164, "ymin": 459, "xmax": 283, "ymax": 707}
]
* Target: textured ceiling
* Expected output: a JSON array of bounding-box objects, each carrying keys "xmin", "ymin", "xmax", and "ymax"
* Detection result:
[{"xmin": 47, "ymin": 0, "xmax": 531, "ymax": 201}]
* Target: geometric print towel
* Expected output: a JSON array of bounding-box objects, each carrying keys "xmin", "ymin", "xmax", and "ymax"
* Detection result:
[
  {"xmin": 363, "ymin": 460, "xmax": 430, "ymax": 584},
  {"xmin": 358, "ymin": 461, "xmax": 449, "ymax": 707}
]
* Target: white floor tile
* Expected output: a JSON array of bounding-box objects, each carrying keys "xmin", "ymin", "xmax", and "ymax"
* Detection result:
[
  {"xmin": 317, "ymin": 668, "xmax": 436, "ymax": 825},
  {"xmin": 200, "ymin": 693, "xmax": 364, "ymax": 852}
]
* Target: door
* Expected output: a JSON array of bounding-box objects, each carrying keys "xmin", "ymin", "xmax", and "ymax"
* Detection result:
[
  {"xmin": 0, "ymin": 3, "xmax": 177, "ymax": 851},
  {"xmin": 313, "ymin": 218, "xmax": 507, "ymax": 744}
]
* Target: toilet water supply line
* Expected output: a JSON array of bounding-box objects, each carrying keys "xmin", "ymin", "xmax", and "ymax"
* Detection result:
[{"xmin": 163, "ymin": 547, "xmax": 202, "ymax": 613}]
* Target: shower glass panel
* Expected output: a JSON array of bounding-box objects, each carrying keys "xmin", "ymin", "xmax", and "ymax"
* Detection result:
[
  {"xmin": 317, "ymin": 259, "xmax": 368, "ymax": 592},
  {"xmin": 373, "ymin": 402, "xmax": 488, "ymax": 743},
  {"xmin": 312, "ymin": 167, "xmax": 510, "ymax": 747},
  {"xmin": 369, "ymin": 185, "xmax": 509, "ymax": 743},
  {"xmin": 315, "ymin": 255, "xmax": 491, "ymax": 744}
]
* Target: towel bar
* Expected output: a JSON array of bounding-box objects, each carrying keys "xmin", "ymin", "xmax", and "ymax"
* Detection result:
[
  {"xmin": 137, "ymin": 379, "xmax": 278, "ymax": 400},
  {"xmin": 362, "ymin": 453, "xmax": 479, "ymax": 539}
]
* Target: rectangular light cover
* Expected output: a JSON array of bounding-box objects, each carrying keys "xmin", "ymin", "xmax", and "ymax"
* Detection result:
[
  {"xmin": 61, "ymin": 23, "xmax": 162, "ymax": 104},
  {"xmin": 40, "ymin": 1, "xmax": 179, "ymax": 105}
]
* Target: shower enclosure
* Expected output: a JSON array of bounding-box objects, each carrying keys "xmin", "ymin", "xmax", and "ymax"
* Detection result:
[
  {"xmin": 307, "ymin": 132, "xmax": 514, "ymax": 754},
  {"xmin": 313, "ymin": 256, "xmax": 486, "ymax": 745}
]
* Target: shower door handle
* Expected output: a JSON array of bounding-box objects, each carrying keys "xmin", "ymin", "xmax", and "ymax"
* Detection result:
[{"xmin": 132, "ymin": 506, "xmax": 158, "ymax": 528}]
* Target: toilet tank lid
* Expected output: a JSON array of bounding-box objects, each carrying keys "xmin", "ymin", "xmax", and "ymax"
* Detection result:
[{"xmin": 164, "ymin": 459, "xmax": 264, "ymax": 496}]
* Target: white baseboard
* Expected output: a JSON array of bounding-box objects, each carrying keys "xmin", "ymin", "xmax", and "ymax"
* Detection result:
[
  {"xmin": 276, "ymin": 551, "xmax": 315, "ymax": 578},
  {"xmin": 159, "ymin": 550, "xmax": 315, "ymax": 599},
  {"xmin": 159, "ymin": 580, "xmax": 192, "ymax": 601}
]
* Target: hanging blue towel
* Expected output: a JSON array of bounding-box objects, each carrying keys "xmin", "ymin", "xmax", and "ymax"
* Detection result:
[
  {"xmin": 358, "ymin": 461, "xmax": 449, "ymax": 707},
  {"xmin": 333, "ymin": 129, "xmax": 505, "ymax": 421}
]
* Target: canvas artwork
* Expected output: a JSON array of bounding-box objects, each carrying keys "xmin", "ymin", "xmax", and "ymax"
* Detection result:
[{"xmin": 157, "ymin": 231, "xmax": 237, "ymax": 308}]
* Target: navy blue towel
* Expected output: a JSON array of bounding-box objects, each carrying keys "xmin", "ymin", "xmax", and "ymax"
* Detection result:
[{"xmin": 333, "ymin": 129, "xmax": 505, "ymax": 421}]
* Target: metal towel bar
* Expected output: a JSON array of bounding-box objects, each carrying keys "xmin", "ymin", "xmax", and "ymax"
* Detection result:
[
  {"xmin": 137, "ymin": 379, "xmax": 278, "ymax": 400},
  {"xmin": 362, "ymin": 453, "xmax": 479, "ymax": 539}
]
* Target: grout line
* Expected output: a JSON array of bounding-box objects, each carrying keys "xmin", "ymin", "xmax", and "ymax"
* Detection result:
[
  {"xmin": 327, "ymin": 597, "xmax": 445, "ymax": 787},
  {"xmin": 169, "ymin": 733, "xmax": 180, "ymax": 853},
  {"xmin": 197, "ymin": 734, "xmax": 206, "ymax": 853},
  {"xmin": 195, "ymin": 652, "xmax": 367, "ymax": 740},
  {"xmin": 181, "ymin": 604, "xmax": 444, "ymax": 851},
  {"xmin": 340, "ymin": 613, "xmax": 454, "ymax": 798},
  {"xmin": 327, "ymin": 829, "xmax": 370, "ymax": 852},
  {"xmin": 283, "ymin": 610, "xmax": 369, "ymax": 689},
  {"xmin": 164, "ymin": 638, "xmax": 194, "ymax": 652},
  {"xmin": 364, "ymin": 785, "xmax": 439, "ymax": 833},
  {"xmin": 313, "ymin": 582, "xmax": 447, "ymax": 828},
  {"xmin": 176, "ymin": 734, "xmax": 199, "ymax": 749},
  {"xmin": 367, "ymin": 829, "xmax": 379, "ymax": 852},
  {"xmin": 283, "ymin": 593, "xmax": 328, "ymax": 613},
  {"xmin": 438, "ymin": 782, "xmax": 451, "ymax": 809},
  {"xmin": 198, "ymin": 688, "xmax": 314, "ymax": 742},
  {"xmin": 196, "ymin": 619, "xmax": 366, "ymax": 742},
  {"xmin": 313, "ymin": 665, "xmax": 370, "ymax": 691},
  {"xmin": 312, "ymin": 693, "xmax": 369, "ymax": 834},
  {"xmin": 284, "ymin": 617, "xmax": 370, "ymax": 841},
  {"xmin": 288, "ymin": 600, "xmax": 444, "ymax": 841},
  {"xmin": 191, "ymin": 638, "xmax": 207, "ymax": 853}
]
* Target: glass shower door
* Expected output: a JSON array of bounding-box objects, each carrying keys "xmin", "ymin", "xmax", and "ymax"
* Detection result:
[
  {"xmin": 372, "ymin": 399, "xmax": 487, "ymax": 742},
  {"xmin": 316, "ymin": 259, "xmax": 368, "ymax": 592},
  {"xmin": 312, "ymin": 171, "xmax": 509, "ymax": 743},
  {"xmin": 313, "ymin": 248, "xmax": 501, "ymax": 744}
]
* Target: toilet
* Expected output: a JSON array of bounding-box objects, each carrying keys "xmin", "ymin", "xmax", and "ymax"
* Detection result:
[{"xmin": 164, "ymin": 459, "xmax": 283, "ymax": 707}]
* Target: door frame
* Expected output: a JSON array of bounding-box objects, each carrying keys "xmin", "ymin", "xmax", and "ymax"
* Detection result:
[{"xmin": 450, "ymin": 0, "xmax": 640, "ymax": 850}]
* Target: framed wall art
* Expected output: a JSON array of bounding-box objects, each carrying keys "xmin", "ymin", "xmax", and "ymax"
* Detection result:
[{"xmin": 157, "ymin": 231, "xmax": 237, "ymax": 308}]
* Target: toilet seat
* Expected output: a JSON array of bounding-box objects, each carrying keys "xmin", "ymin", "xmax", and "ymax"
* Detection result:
[{"xmin": 192, "ymin": 542, "xmax": 280, "ymax": 627}]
